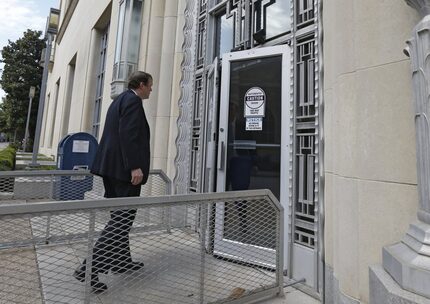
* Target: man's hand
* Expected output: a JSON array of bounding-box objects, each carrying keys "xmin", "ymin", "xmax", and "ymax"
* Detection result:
[{"xmin": 131, "ymin": 168, "xmax": 144, "ymax": 185}]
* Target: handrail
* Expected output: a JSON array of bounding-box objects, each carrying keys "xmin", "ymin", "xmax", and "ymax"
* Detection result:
[
  {"xmin": 0, "ymin": 189, "xmax": 281, "ymax": 215},
  {"xmin": 0, "ymin": 169, "xmax": 168, "ymax": 179},
  {"xmin": 0, "ymin": 169, "xmax": 173, "ymax": 199}
]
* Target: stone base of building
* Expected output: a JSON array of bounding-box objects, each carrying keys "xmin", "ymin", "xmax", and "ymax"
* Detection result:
[
  {"xmin": 325, "ymin": 265, "xmax": 360, "ymax": 304},
  {"xmin": 382, "ymin": 221, "xmax": 430, "ymax": 299},
  {"xmin": 369, "ymin": 264, "xmax": 430, "ymax": 304}
]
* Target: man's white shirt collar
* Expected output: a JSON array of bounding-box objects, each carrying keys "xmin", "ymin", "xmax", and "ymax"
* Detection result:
[{"xmin": 131, "ymin": 89, "xmax": 144, "ymax": 108}]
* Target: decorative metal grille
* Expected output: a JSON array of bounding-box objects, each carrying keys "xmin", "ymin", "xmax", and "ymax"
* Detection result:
[
  {"xmin": 199, "ymin": 0, "xmax": 207, "ymax": 15},
  {"xmin": 293, "ymin": 35, "xmax": 317, "ymax": 248},
  {"xmin": 297, "ymin": 39, "xmax": 315, "ymax": 119},
  {"xmin": 176, "ymin": 0, "xmax": 320, "ymax": 287},
  {"xmin": 294, "ymin": 131, "xmax": 316, "ymax": 247},
  {"xmin": 197, "ymin": 19, "xmax": 206, "ymax": 68},
  {"xmin": 190, "ymin": 77, "xmax": 204, "ymax": 191},
  {"xmin": 296, "ymin": 0, "xmax": 314, "ymax": 29}
]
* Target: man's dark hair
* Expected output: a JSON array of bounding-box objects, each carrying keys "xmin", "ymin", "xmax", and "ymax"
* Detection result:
[{"xmin": 128, "ymin": 71, "xmax": 153, "ymax": 89}]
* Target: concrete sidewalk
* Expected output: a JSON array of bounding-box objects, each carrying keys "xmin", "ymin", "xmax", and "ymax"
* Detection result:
[
  {"xmin": 259, "ymin": 287, "xmax": 320, "ymax": 304},
  {"xmin": 0, "ymin": 213, "xmax": 321, "ymax": 304},
  {"xmin": 15, "ymin": 151, "xmax": 56, "ymax": 167}
]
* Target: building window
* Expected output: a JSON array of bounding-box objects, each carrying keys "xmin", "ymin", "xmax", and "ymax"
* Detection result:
[
  {"xmin": 216, "ymin": 13, "xmax": 234, "ymax": 58},
  {"xmin": 253, "ymin": 0, "xmax": 291, "ymax": 42},
  {"xmin": 226, "ymin": 0, "xmax": 246, "ymax": 48},
  {"xmin": 111, "ymin": 0, "xmax": 143, "ymax": 98},
  {"xmin": 48, "ymin": 79, "xmax": 60, "ymax": 148},
  {"xmin": 92, "ymin": 26, "xmax": 109, "ymax": 138},
  {"xmin": 41, "ymin": 93, "xmax": 50, "ymax": 147},
  {"xmin": 212, "ymin": 0, "xmax": 292, "ymax": 52},
  {"xmin": 61, "ymin": 54, "xmax": 76, "ymax": 138}
]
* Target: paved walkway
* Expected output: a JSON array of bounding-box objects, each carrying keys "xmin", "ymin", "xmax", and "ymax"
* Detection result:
[
  {"xmin": 15, "ymin": 151, "xmax": 56, "ymax": 167},
  {"xmin": 0, "ymin": 205, "xmax": 321, "ymax": 304},
  {"xmin": 260, "ymin": 287, "xmax": 320, "ymax": 303},
  {"xmin": 0, "ymin": 150, "xmax": 321, "ymax": 304}
]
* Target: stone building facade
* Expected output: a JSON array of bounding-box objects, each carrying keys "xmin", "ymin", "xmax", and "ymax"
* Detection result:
[{"xmin": 39, "ymin": 0, "xmax": 430, "ymax": 303}]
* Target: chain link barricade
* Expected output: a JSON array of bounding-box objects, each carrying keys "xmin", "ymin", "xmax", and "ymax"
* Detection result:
[
  {"xmin": 0, "ymin": 170, "xmax": 173, "ymax": 244},
  {"xmin": 0, "ymin": 169, "xmax": 172, "ymax": 202},
  {"xmin": 0, "ymin": 189, "xmax": 283, "ymax": 304}
]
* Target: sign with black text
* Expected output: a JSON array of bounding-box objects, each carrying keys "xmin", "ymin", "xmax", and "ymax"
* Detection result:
[
  {"xmin": 246, "ymin": 117, "xmax": 263, "ymax": 131},
  {"xmin": 244, "ymin": 87, "xmax": 266, "ymax": 117}
]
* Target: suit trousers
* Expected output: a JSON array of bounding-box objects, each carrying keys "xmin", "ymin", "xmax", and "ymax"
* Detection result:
[{"xmin": 82, "ymin": 177, "xmax": 141, "ymax": 274}]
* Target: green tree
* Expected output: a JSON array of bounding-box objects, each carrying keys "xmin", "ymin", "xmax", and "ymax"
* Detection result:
[{"xmin": 0, "ymin": 29, "xmax": 45, "ymax": 147}]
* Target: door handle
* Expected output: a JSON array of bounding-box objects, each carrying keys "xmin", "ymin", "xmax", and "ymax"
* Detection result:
[{"xmin": 217, "ymin": 141, "xmax": 225, "ymax": 170}]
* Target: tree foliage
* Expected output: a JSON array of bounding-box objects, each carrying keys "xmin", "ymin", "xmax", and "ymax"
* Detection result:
[{"xmin": 0, "ymin": 29, "xmax": 45, "ymax": 143}]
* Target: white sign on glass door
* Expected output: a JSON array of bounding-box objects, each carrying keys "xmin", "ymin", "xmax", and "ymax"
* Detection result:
[
  {"xmin": 246, "ymin": 117, "xmax": 263, "ymax": 131},
  {"xmin": 244, "ymin": 87, "xmax": 266, "ymax": 117}
]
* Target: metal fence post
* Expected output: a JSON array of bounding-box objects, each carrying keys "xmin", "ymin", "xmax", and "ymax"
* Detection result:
[
  {"xmin": 84, "ymin": 211, "xmax": 96, "ymax": 304},
  {"xmin": 166, "ymin": 177, "xmax": 172, "ymax": 233},
  {"xmin": 277, "ymin": 198, "xmax": 285, "ymax": 296},
  {"xmin": 45, "ymin": 215, "xmax": 52, "ymax": 244},
  {"xmin": 199, "ymin": 203, "xmax": 208, "ymax": 304}
]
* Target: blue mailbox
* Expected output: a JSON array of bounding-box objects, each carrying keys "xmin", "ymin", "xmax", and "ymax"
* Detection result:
[{"xmin": 55, "ymin": 132, "xmax": 98, "ymax": 200}]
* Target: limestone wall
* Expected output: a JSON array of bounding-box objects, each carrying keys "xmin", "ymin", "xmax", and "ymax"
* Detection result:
[
  {"xmin": 323, "ymin": 1, "xmax": 419, "ymax": 302},
  {"xmin": 40, "ymin": 0, "xmax": 184, "ymax": 181}
]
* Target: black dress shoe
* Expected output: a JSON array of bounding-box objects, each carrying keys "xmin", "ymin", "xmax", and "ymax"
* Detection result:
[
  {"xmin": 111, "ymin": 261, "xmax": 144, "ymax": 274},
  {"xmin": 73, "ymin": 267, "xmax": 107, "ymax": 293}
]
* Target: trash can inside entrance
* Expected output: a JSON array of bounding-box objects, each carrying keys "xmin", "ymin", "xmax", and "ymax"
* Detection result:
[{"xmin": 55, "ymin": 132, "xmax": 98, "ymax": 200}]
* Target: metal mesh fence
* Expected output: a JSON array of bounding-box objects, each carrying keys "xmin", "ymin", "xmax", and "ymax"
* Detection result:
[
  {"xmin": 0, "ymin": 190, "xmax": 283, "ymax": 304},
  {"xmin": 0, "ymin": 170, "xmax": 171, "ymax": 203}
]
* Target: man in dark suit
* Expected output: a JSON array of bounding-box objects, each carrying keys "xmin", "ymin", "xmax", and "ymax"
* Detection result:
[{"xmin": 74, "ymin": 71, "xmax": 153, "ymax": 293}]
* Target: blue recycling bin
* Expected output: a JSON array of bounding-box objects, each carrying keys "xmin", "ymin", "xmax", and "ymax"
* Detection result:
[{"xmin": 55, "ymin": 132, "xmax": 98, "ymax": 200}]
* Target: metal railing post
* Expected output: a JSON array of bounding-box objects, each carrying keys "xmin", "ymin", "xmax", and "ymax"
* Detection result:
[
  {"xmin": 45, "ymin": 174, "xmax": 55, "ymax": 243},
  {"xmin": 199, "ymin": 203, "xmax": 208, "ymax": 304},
  {"xmin": 277, "ymin": 202, "xmax": 285, "ymax": 296},
  {"xmin": 166, "ymin": 175, "xmax": 172, "ymax": 233},
  {"xmin": 84, "ymin": 211, "xmax": 96, "ymax": 303}
]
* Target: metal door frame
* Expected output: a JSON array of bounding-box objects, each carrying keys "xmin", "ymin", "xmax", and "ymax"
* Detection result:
[
  {"xmin": 202, "ymin": 57, "xmax": 219, "ymax": 193},
  {"xmin": 214, "ymin": 45, "xmax": 291, "ymax": 268}
]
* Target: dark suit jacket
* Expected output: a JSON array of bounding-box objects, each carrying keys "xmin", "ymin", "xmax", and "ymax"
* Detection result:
[{"xmin": 91, "ymin": 90, "xmax": 151, "ymax": 185}]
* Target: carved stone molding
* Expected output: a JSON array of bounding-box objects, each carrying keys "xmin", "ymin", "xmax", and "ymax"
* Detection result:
[
  {"xmin": 405, "ymin": 0, "xmax": 430, "ymax": 17},
  {"xmin": 315, "ymin": 0, "xmax": 325, "ymax": 295},
  {"xmin": 382, "ymin": 7, "xmax": 430, "ymax": 299},
  {"xmin": 173, "ymin": 0, "xmax": 197, "ymax": 194},
  {"xmin": 406, "ymin": 16, "xmax": 430, "ymax": 222}
]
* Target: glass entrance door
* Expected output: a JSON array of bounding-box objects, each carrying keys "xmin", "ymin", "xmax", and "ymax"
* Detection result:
[{"xmin": 214, "ymin": 45, "xmax": 290, "ymax": 268}]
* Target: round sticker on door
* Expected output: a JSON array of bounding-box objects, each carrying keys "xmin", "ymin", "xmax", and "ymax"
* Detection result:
[{"xmin": 244, "ymin": 87, "xmax": 266, "ymax": 117}]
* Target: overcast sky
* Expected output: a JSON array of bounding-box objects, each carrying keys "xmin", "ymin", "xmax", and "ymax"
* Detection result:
[{"xmin": 0, "ymin": 0, "xmax": 59, "ymax": 100}]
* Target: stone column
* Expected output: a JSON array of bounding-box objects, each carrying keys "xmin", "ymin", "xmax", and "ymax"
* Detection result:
[{"xmin": 382, "ymin": 0, "xmax": 430, "ymax": 299}]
